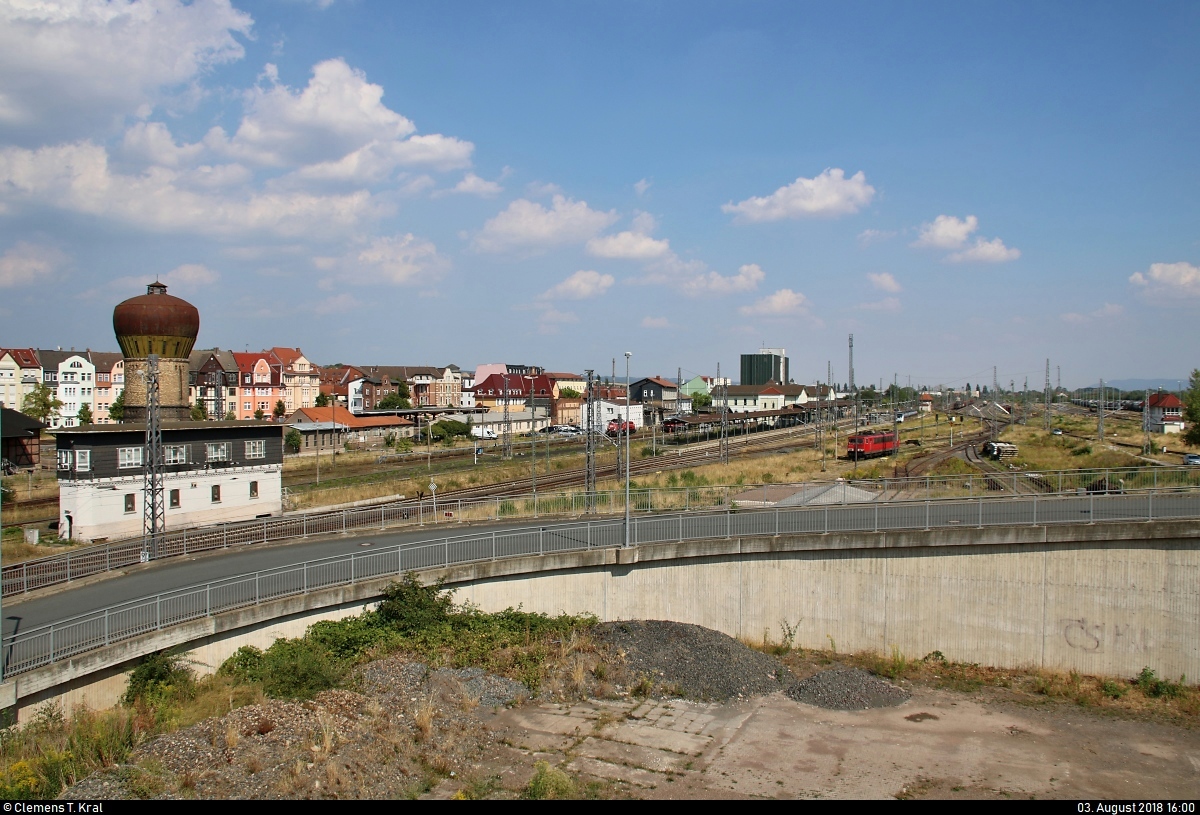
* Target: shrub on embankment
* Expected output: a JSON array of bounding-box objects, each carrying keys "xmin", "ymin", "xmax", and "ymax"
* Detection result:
[{"xmin": 0, "ymin": 574, "xmax": 595, "ymax": 799}]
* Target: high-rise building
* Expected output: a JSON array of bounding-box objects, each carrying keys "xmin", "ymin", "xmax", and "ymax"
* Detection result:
[{"xmin": 740, "ymin": 348, "xmax": 789, "ymax": 386}]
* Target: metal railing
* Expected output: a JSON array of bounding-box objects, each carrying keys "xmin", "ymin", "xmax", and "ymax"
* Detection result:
[
  {"xmin": 4, "ymin": 490, "xmax": 1199, "ymax": 678},
  {"xmin": 7, "ymin": 464, "xmax": 1199, "ymax": 599}
]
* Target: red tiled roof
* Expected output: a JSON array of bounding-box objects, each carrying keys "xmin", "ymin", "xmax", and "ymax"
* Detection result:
[
  {"xmin": 0, "ymin": 348, "xmax": 41, "ymax": 368},
  {"xmin": 1148, "ymin": 392, "xmax": 1183, "ymax": 409},
  {"xmin": 291, "ymin": 407, "xmax": 414, "ymax": 428}
]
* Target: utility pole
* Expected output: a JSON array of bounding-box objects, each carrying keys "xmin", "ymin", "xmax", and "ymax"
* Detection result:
[
  {"xmin": 624, "ymin": 352, "xmax": 632, "ymax": 547},
  {"xmin": 1044, "ymin": 359, "xmax": 1052, "ymax": 431},
  {"xmin": 584, "ymin": 369, "xmax": 596, "ymax": 513},
  {"xmin": 1098, "ymin": 378, "xmax": 1105, "ymax": 441},
  {"xmin": 502, "ymin": 373, "xmax": 512, "ymax": 460},
  {"xmin": 892, "ymin": 373, "xmax": 899, "ymax": 458},
  {"xmin": 717, "ymin": 361, "xmax": 729, "ymax": 464},
  {"xmin": 1143, "ymin": 388, "xmax": 1152, "ymax": 453},
  {"xmin": 819, "ymin": 379, "xmax": 825, "ymax": 472},
  {"xmin": 530, "ymin": 399, "xmax": 537, "ymax": 502},
  {"xmin": 142, "ymin": 354, "xmax": 165, "ymax": 562},
  {"xmin": 848, "ymin": 333, "xmax": 857, "ymax": 435}
]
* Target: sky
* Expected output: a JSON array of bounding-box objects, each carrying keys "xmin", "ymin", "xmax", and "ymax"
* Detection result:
[{"xmin": 0, "ymin": 0, "xmax": 1197, "ymax": 391}]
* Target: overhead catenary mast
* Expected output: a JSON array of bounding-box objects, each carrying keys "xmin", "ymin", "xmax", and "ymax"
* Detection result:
[{"xmin": 142, "ymin": 353, "xmax": 165, "ymax": 562}]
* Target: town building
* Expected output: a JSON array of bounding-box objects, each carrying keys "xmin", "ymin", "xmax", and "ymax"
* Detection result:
[
  {"xmin": 289, "ymin": 406, "xmax": 415, "ymax": 453},
  {"xmin": 1, "ymin": 407, "xmax": 43, "ymax": 468},
  {"xmin": 55, "ymin": 421, "xmax": 283, "ymax": 543},
  {"xmin": 0, "ymin": 348, "xmax": 42, "ymax": 411},
  {"xmin": 1147, "ymin": 391, "xmax": 1186, "ymax": 434},
  {"xmin": 188, "ymin": 348, "xmax": 239, "ymax": 420},
  {"xmin": 233, "ymin": 352, "xmax": 286, "ymax": 420},
  {"xmin": 267, "ymin": 347, "xmax": 319, "ymax": 413},
  {"xmin": 740, "ymin": 348, "xmax": 789, "ymax": 387},
  {"xmin": 89, "ymin": 352, "xmax": 124, "ymax": 423}
]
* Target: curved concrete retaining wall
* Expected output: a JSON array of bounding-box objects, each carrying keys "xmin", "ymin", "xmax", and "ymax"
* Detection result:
[{"xmin": 14, "ymin": 519, "xmax": 1199, "ymax": 720}]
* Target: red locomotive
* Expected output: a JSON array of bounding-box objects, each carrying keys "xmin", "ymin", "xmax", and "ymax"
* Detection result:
[{"xmin": 846, "ymin": 430, "xmax": 897, "ymax": 459}]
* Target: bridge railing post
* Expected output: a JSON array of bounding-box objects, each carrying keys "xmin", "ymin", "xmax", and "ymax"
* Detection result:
[
  {"xmin": 1090, "ymin": 492, "xmax": 1095, "ymax": 524},
  {"xmin": 1148, "ymin": 490, "xmax": 1153, "ymax": 522},
  {"xmin": 1032, "ymin": 495, "xmax": 1037, "ymax": 526},
  {"xmin": 978, "ymin": 498, "xmax": 983, "ymax": 529},
  {"xmin": 925, "ymin": 500, "xmax": 930, "ymax": 530}
]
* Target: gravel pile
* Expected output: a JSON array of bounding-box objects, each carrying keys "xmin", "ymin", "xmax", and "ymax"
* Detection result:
[
  {"xmin": 595, "ymin": 620, "xmax": 790, "ymax": 702},
  {"xmin": 786, "ymin": 667, "xmax": 910, "ymax": 710},
  {"xmin": 430, "ymin": 667, "xmax": 530, "ymax": 709}
]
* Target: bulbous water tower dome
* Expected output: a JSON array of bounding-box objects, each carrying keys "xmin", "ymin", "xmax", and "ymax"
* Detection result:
[
  {"xmin": 113, "ymin": 281, "xmax": 200, "ymax": 359},
  {"xmin": 113, "ymin": 282, "xmax": 200, "ymax": 423}
]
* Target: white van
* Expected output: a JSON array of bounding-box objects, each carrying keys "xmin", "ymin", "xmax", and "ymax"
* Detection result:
[{"xmin": 470, "ymin": 426, "xmax": 497, "ymax": 440}]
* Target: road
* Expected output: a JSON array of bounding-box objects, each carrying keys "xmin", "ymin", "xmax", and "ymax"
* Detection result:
[{"xmin": 4, "ymin": 492, "xmax": 1196, "ymax": 676}]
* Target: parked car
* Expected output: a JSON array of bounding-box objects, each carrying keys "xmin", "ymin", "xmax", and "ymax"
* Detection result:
[
  {"xmin": 606, "ymin": 419, "xmax": 637, "ymax": 436},
  {"xmin": 1184, "ymin": 453, "xmax": 1200, "ymax": 466},
  {"xmin": 1051, "ymin": 428, "xmax": 1063, "ymax": 435}
]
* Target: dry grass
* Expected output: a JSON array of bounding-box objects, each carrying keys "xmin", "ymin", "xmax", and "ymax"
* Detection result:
[
  {"xmin": 413, "ymin": 698, "xmax": 436, "ymax": 742},
  {"xmin": 772, "ymin": 646, "xmax": 1200, "ymax": 725}
]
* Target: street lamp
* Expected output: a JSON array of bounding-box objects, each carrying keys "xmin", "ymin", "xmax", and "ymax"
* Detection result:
[{"xmin": 624, "ymin": 351, "xmax": 632, "ymax": 548}]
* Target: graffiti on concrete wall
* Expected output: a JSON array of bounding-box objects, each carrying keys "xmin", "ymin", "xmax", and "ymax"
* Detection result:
[{"xmin": 1059, "ymin": 619, "xmax": 1149, "ymax": 654}]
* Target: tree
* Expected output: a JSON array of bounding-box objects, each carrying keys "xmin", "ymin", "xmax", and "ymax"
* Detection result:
[
  {"xmin": 285, "ymin": 428, "xmax": 302, "ymax": 453},
  {"xmin": 254, "ymin": 408, "xmax": 265, "ymax": 420},
  {"xmin": 395, "ymin": 381, "xmax": 411, "ymax": 401},
  {"xmin": 108, "ymin": 389, "xmax": 126, "ymax": 422},
  {"xmin": 21, "ymin": 384, "xmax": 62, "ymax": 424},
  {"xmin": 1183, "ymin": 369, "xmax": 1200, "ymax": 446},
  {"xmin": 314, "ymin": 392, "xmax": 331, "ymax": 407},
  {"xmin": 224, "ymin": 408, "xmax": 237, "ymax": 421},
  {"xmin": 378, "ymin": 393, "xmax": 411, "ymax": 409},
  {"xmin": 558, "ymin": 387, "xmax": 582, "ymax": 399},
  {"xmin": 76, "ymin": 404, "xmax": 93, "ymax": 425},
  {"xmin": 691, "ymin": 392, "xmax": 712, "ymax": 411},
  {"xmin": 273, "ymin": 400, "xmax": 287, "ymax": 419},
  {"xmin": 190, "ymin": 401, "xmax": 207, "ymax": 421}
]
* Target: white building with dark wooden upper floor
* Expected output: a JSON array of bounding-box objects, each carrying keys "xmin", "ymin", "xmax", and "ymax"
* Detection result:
[{"xmin": 54, "ymin": 421, "xmax": 283, "ymax": 543}]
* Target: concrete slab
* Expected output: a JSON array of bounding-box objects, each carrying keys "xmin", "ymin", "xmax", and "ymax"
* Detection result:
[{"xmin": 573, "ymin": 736, "xmax": 692, "ymax": 773}]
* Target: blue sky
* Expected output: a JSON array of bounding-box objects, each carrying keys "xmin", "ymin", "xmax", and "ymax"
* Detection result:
[{"xmin": 1, "ymin": 1, "xmax": 1197, "ymax": 390}]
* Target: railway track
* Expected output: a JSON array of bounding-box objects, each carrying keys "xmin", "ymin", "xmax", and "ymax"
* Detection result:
[{"xmin": 303, "ymin": 419, "xmax": 862, "ymax": 508}]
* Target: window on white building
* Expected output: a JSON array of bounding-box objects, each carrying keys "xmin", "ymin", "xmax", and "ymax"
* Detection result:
[
  {"xmin": 124, "ymin": 493, "xmax": 136, "ymax": 513},
  {"xmin": 170, "ymin": 489, "xmax": 180, "ymax": 508},
  {"xmin": 211, "ymin": 484, "xmax": 221, "ymax": 503},
  {"xmin": 119, "ymin": 447, "xmax": 143, "ymax": 468},
  {"xmin": 245, "ymin": 440, "xmax": 265, "ymax": 459},
  {"xmin": 206, "ymin": 442, "xmax": 231, "ymax": 462},
  {"xmin": 75, "ymin": 450, "xmax": 90, "ymax": 471}
]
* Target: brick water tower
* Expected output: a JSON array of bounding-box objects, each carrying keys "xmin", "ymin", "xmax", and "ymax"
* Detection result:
[{"xmin": 113, "ymin": 282, "xmax": 199, "ymax": 422}]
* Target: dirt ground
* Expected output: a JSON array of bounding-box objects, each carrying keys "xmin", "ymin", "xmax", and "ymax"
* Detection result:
[{"xmin": 459, "ymin": 681, "xmax": 1200, "ymax": 800}]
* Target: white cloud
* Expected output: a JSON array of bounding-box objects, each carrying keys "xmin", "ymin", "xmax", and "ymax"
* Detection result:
[
  {"xmin": 310, "ymin": 293, "xmax": 360, "ymax": 315},
  {"xmin": 586, "ymin": 231, "xmax": 670, "ymax": 260},
  {"xmin": 211, "ymin": 59, "xmax": 414, "ymax": 167},
  {"xmin": 856, "ymin": 297, "xmax": 902, "ymax": 312},
  {"xmin": 338, "ymin": 234, "xmax": 446, "ymax": 286},
  {"xmin": 448, "ymin": 172, "xmax": 502, "ymax": 197},
  {"xmin": 913, "ymin": 214, "xmax": 1020, "ymax": 263},
  {"xmin": 640, "ymin": 316, "xmax": 670, "ymax": 329},
  {"xmin": 913, "ymin": 215, "xmax": 978, "ymax": 249},
  {"xmin": 857, "ymin": 229, "xmax": 897, "ymax": 246},
  {"xmin": 722, "ymin": 168, "xmax": 875, "ymax": 222},
  {"xmin": 634, "ymin": 178, "xmax": 651, "ymax": 196},
  {"xmin": 474, "ymin": 195, "xmax": 618, "ymax": 253},
  {"xmin": 947, "ymin": 237, "xmax": 1021, "ymax": 263},
  {"xmin": 284, "ymin": 135, "xmax": 474, "ymax": 185},
  {"xmin": 0, "ymin": 0, "xmax": 253, "ymax": 142},
  {"xmin": 0, "ymin": 141, "xmax": 378, "ymax": 237},
  {"xmin": 1129, "ymin": 262, "xmax": 1200, "ymax": 302},
  {"xmin": 738, "ymin": 288, "xmax": 809, "ymax": 317},
  {"xmin": 122, "ymin": 122, "xmax": 204, "ymax": 167},
  {"xmin": 683, "ymin": 263, "xmax": 765, "ymax": 296},
  {"xmin": 162, "ymin": 263, "xmax": 220, "ymax": 287},
  {"xmin": 541, "ymin": 270, "xmax": 614, "ymax": 300},
  {"xmin": 0, "ymin": 242, "xmax": 68, "ymax": 287},
  {"xmin": 526, "ymin": 181, "xmax": 562, "ymax": 197},
  {"xmin": 1059, "ymin": 303, "xmax": 1125, "ymax": 324},
  {"xmin": 532, "ymin": 304, "xmax": 579, "ymax": 335},
  {"xmin": 867, "ymin": 272, "xmax": 901, "ymax": 292}
]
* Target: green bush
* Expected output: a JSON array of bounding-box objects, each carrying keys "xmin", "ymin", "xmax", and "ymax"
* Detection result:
[
  {"xmin": 376, "ymin": 574, "xmax": 454, "ymax": 635},
  {"xmin": 123, "ymin": 651, "xmax": 195, "ymax": 706},
  {"xmin": 525, "ymin": 761, "xmax": 575, "ymax": 799},
  {"xmin": 1136, "ymin": 666, "xmax": 1185, "ymax": 699},
  {"xmin": 258, "ymin": 638, "xmax": 342, "ymax": 699}
]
